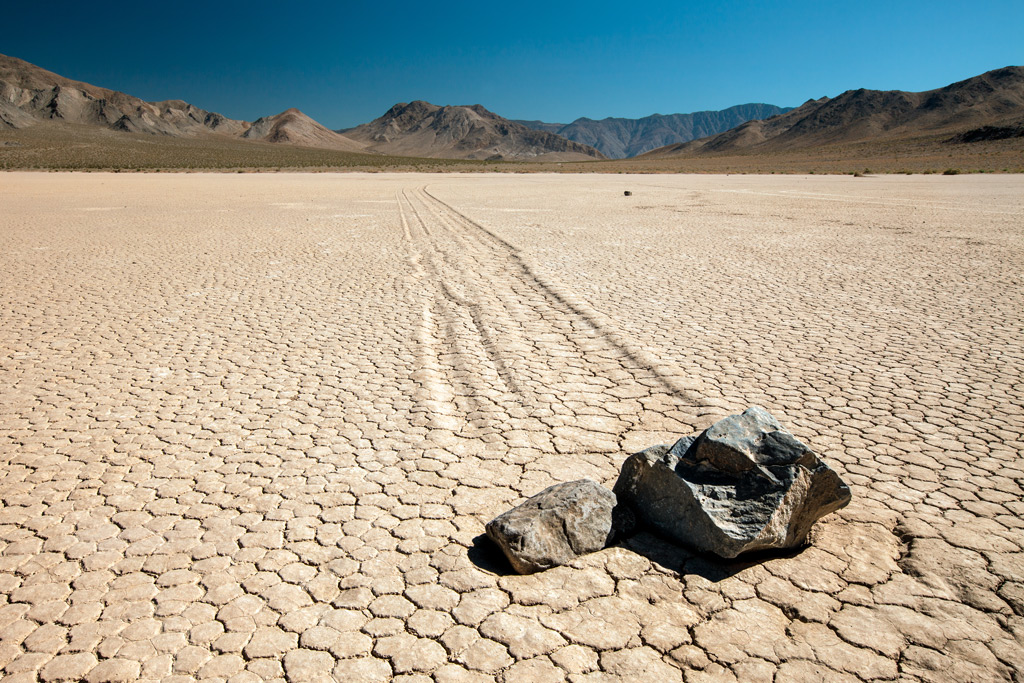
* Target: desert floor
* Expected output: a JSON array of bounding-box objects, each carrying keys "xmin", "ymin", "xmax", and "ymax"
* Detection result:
[{"xmin": 1, "ymin": 172, "xmax": 1022, "ymax": 682}]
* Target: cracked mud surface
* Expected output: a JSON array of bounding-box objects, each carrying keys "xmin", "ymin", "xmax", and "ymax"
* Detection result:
[{"xmin": 1, "ymin": 172, "xmax": 1022, "ymax": 682}]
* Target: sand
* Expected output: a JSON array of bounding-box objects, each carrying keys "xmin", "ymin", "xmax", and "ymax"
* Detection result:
[{"xmin": 1, "ymin": 172, "xmax": 1022, "ymax": 681}]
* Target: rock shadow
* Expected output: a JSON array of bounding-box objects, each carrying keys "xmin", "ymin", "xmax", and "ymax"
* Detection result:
[
  {"xmin": 469, "ymin": 528, "xmax": 808, "ymax": 581},
  {"xmin": 620, "ymin": 531, "xmax": 806, "ymax": 583},
  {"xmin": 467, "ymin": 534, "xmax": 517, "ymax": 576}
]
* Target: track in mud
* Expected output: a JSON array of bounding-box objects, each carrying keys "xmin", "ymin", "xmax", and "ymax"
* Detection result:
[{"xmin": 396, "ymin": 185, "xmax": 711, "ymax": 457}]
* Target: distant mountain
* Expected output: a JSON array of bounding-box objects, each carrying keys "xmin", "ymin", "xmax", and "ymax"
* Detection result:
[
  {"xmin": 341, "ymin": 101, "xmax": 606, "ymax": 161},
  {"xmin": 242, "ymin": 108, "xmax": 364, "ymax": 151},
  {"xmin": 0, "ymin": 53, "xmax": 364, "ymax": 151},
  {"xmin": 515, "ymin": 104, "xmax": 792, "ymax": 158},
  {"xmin": 640, "ymin": 66, "xmax": 1024, "ymax": 158},
  {"xmin": 514, "ymin": 120, "xmax": 565, "ymax": 135}
]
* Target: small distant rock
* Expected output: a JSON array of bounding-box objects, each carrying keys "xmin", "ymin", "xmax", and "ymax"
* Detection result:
[
  {"xmin": 624, "ymin": 190, "xmax": 632, "ymax": 196},
  {"xmin": 614, "ymin": 407, "xmax": 851, "ymax": 559},
  {"xmin": 486, "ymin": 479, "xmax": 622, "ymax": 574}
]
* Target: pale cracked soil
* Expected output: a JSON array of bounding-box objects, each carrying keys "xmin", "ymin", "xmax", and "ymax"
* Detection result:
[{"xmin": 1, "ymin": 172, "xmax": 1022, "ymax": 682}]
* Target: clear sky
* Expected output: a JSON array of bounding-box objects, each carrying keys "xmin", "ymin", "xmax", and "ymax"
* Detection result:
[{"xmin": 5, "ymin": 0, "xmax": 1022, "ymax": 129}]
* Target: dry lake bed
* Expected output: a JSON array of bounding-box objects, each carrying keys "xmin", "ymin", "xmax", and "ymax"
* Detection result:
[{"xmin": 1, "ymin": 172, "xmax": 1022, "ymax": 682}]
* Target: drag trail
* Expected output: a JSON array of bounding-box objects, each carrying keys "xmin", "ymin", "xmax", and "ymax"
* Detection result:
[{"xmin": 397, "ymin": 185, "xmax": 709, "ymax": 456}]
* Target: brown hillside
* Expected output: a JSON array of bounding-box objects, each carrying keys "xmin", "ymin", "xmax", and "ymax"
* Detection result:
[
  {"xmin": 0, "ymin": 53, "xmax": 249, "ymax": 137},
  {"xmin": 0, "ymin": 53, "xmax": 363, "ymax": 151}
]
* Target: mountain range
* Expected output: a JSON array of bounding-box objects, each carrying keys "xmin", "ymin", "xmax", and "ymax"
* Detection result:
[
  {"xmin": 2, "ymin": 52, "xmax": 1023, "ymax": 168},
  {"xmin": 640, "ymin": 66, "xmax": 1024, "ymax": 158},
  {"xmin": 515, "ymin": 104, "xmax": 792, "ymax": 158}
]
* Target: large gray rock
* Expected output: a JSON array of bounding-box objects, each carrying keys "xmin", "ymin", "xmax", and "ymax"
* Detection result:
[
  {"xmin": 486, "ymin": 479, "xmax": 621, "ymax": 574},
  {"xmin": 614, "ymin": 407, "xmax": 851, "ymax": 559}
]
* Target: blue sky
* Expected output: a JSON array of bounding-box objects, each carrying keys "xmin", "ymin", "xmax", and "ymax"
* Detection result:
[{"xmin": 5, "ymin": 1, "xmax": 1022, "ymax": 129}]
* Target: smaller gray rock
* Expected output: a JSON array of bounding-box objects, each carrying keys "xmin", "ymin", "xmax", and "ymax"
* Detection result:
[{"xmin": 486, "ymin": 479, "xmax": 620, "ymax": 574}]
